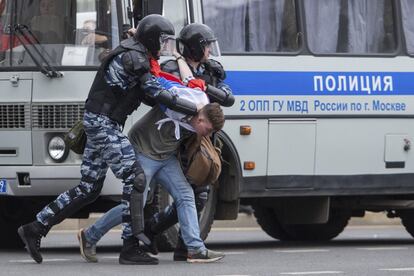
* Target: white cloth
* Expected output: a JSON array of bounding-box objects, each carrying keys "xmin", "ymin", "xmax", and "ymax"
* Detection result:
[{"xmin": 155, "ymin": 85, "xmax": 209, "ymax": 140}]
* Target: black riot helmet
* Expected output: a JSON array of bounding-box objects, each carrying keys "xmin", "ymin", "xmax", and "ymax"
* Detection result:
[
  {"xmin": 134, "ymin": 14, "xmax": 175, "ymax": 59},
  {"xmin": 177, "ymin": 23, "xmax": 221, "ymax": 62}
]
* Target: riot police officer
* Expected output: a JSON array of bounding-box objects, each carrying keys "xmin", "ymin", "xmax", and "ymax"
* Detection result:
[
  {"xmin": 17, "ymin": 14, "xmax": 198, "ymax": 265},
  {"xmin": 146, "ymin": 23, "xmax": 235, "ymax": 261}
]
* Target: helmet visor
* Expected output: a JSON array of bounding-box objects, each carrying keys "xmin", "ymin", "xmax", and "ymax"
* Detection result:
[
  {"xmin": 207, "ymin": 40, "xmax": 221, "ymax": 57},
  {"xmin": 159, "ymin": 34, "xmax": 176, "ymax": 56}
]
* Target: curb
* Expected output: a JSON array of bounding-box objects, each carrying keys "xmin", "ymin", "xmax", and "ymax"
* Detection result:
[
  {"xmin": 348, "ymin": 212, "xmax": 401, "ymax": 226},
  {"xmin": 51, "ymin": 211, "xmax": 401, "ymax": 232}
]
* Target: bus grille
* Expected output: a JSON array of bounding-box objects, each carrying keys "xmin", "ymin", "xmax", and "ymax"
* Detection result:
[
  {"xmin": 0, "ymin": 104, "xmax": 30, "ymax": 129},
  {"xmin": 32, "ymin": 103, "xmax": 85, "ymax": 129}
]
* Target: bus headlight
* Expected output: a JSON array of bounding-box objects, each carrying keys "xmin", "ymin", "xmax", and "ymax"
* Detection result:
[{"xmin": 48, "ymin": 136, "xmax": 68, "ymax": 162}]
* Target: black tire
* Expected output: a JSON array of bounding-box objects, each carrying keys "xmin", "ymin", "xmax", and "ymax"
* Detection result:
[
  {"xmin": 0, "ymin": 197, "xmax": 42, "ymax": 248},
  {"xmin": 145, "ymin": 184, "xmax": 217, "ymax": 252},
  {"xmin": 252, "ymin": 203, "xmax": 292, "ymax": 241},
  {"xmin": 198, "ymin": 186, "xmax": 218, "ymax": 241},
  {"xmin": 399, "ymin": 210, "xmax": 414, "ymax": 238},
  {"xmin": 282, "ymin": 212, "xmax": 351, "ymax": 241}
]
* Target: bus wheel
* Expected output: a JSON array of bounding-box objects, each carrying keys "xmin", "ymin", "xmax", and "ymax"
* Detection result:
[
  {"xmin": 399, "ymin": 210, "xmax": 414, "ymax": 238},
  {"xmin": 282, "ymin": 212, "xmax": 351, "ymax": 241},
  {"xmin": 146, "ymin": 184, "xmax": 217, "ymax": 252},
  {"xmin": 252, "ymin": 203, "xmax": 292, "ymax": 241}
]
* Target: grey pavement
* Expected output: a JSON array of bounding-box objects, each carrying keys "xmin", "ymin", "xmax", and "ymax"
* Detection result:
[{"xmin": 2, "ymin": 225, "xmax": 414, "ymax": 276}]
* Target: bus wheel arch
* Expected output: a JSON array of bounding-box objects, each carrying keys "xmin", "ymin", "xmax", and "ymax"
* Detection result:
[{"xmin": 214, "ymin": 130, "xmax": 242, "ymax": 220}]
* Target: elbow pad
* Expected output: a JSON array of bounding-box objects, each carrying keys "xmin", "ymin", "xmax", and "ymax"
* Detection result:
[
  {"xmin": 205, "ymin": 59, "xmax": 226, "ymax": 80},
  {"xmin": 140, "ymin": 73, "xmax": 197, "ymax": 115},
  {"xmin": 205, "ymin": 84, "xmax": 235, "ymax": 107},
  {"xmin": 156, "ymin": 90, "xmax": 198, "ymax": 115}
]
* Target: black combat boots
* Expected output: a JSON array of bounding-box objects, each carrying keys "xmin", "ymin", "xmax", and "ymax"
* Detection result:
[
  {"xmin": 17, "ymin": 221, "xmax": 48, "ymax": 264},
  {"xmin": 119, "ymin": 237, "xmax": 159, "ymax": 265}
]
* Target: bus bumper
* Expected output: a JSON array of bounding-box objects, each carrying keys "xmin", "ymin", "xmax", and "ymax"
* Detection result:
[{"xmin": 0, "ymin": 166, "xmax": 122, "ymax": 196}]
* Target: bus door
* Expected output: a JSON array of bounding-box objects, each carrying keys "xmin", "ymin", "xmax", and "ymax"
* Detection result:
[{"xmin": 266, "ymin": 119, "xmax": 316, "ymax": 189}]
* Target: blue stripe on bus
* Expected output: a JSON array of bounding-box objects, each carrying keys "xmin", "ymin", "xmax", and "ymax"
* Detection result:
[{"xmin": 225, "ymin": 71, "xmax": 414, "ymax": 96}]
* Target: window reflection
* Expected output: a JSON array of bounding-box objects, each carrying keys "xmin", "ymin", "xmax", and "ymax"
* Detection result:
[
  {"xmin": 202, "ymin": 0, "xmax": 299, "ymax": 53},
  {"xmin": 0, "ymin": 0, "xmax": 119, "ymax": 67},
  {"xmin": 401, "ymin": 0, "xmax": 414, "ymax": 55},
  {"xmin": 304, "ymin": 0, "xmax": 396, "ymax": 54}
]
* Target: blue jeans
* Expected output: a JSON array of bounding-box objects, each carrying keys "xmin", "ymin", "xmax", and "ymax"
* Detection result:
[{"xmin": 84, "ymin": 153, "xmax": 206, "ymax": 253}]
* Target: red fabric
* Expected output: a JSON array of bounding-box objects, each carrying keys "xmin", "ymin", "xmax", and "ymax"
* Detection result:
[
  {"xmin": 159, "ymin": 71, "xmax": 182, "ymax": 83},
  {"xmin": 149, "ymin": 58, "xmax": 161, "ymax": 77},
  {"xmin": 187, "ymin": 79, "xmax": 206, "ymax": 91},
  {"xmin": 149, "ymin": 58, "xmax": 183, "ymax": 84}
]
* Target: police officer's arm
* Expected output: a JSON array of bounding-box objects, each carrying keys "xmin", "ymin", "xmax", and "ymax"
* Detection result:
[
  {"xmin": 139, "ymin": 73, "xmax": 198, "ymax": 115},
  {"xmin": 122, "ymin": 50, "xmax": 197, "ymax": 115},
  {"xmin": 204, "ymin": 59, "xmax": 235, "ymax": 107},
  {"xmin": 162, "ymin": 58, "xmax": 234, "ymax": 107},
  {"xmin": 173, "ymin": 52, "xmax": 194, "ymax": 83}
]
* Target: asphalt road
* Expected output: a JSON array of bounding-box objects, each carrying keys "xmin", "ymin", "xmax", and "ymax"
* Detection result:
[{"xmin": 2, "ymin": 225, "xmax": 414, "ymax": 276}]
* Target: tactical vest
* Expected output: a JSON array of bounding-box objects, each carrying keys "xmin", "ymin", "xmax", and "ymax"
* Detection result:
[{"xmin": 85, "ymin": 39, "xmax": 149, "ymax": 125}]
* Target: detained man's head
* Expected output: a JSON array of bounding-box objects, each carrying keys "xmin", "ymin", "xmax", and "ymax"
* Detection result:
[{"xmin": 190, "ymin": 103, "xmax": 224, "ymax": 137}]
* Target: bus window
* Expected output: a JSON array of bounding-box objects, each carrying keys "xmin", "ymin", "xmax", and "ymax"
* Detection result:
[
  {"xmin": 304, "ymin": 0, "xmax": 397, "ymax": 54},
  {"xmin": 1, "ymin": 0, "xmax": 121, "ymax": 68},
  {"xmin": 201, "ymin": 0, "xmax": 300, "ymax": 53},
  {"xmin": 0, "ymin": 0, "xmax": 13, "ymax": 65},
  {"xmin": 401, "ymin": 0, "xmax": 414, "ymax": 56},
  {"xmin": 163, "ymin": 0, "xmax": 187, "ymax": 34},
  {"xmin": 0, "ymin": 0, "xmax": 4, "ymax": 63}
]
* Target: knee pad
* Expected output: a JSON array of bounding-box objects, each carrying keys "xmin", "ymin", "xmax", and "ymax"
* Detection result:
[
  {"xmin": 127, "ymin": 162, "xmax": 145, "ymax": 193},
  {"xmin": 133, "ymin": 171, "xmax": 146, "ymax": 193}
]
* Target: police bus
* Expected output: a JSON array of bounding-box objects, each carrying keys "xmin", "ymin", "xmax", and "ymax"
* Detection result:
[{"xmin": 1, "ymin": 0, "xmax": 414, "ymax": 248}]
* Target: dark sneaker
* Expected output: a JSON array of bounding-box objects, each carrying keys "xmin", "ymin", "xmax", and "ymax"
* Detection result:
[
  {"xmin": 77, "ymin": 228, "xmax": 97, "ymax": 263},
  {"xmin": 187, "ymin": 249, "xmax": 225, "ymax": 263},
  {"xmin": 119, "ymin": 237, "xmax": 159, "ymax": 265},
  {"xmin": 17, "ymin": 221, "xmax": 45, "ymax": 264}
]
